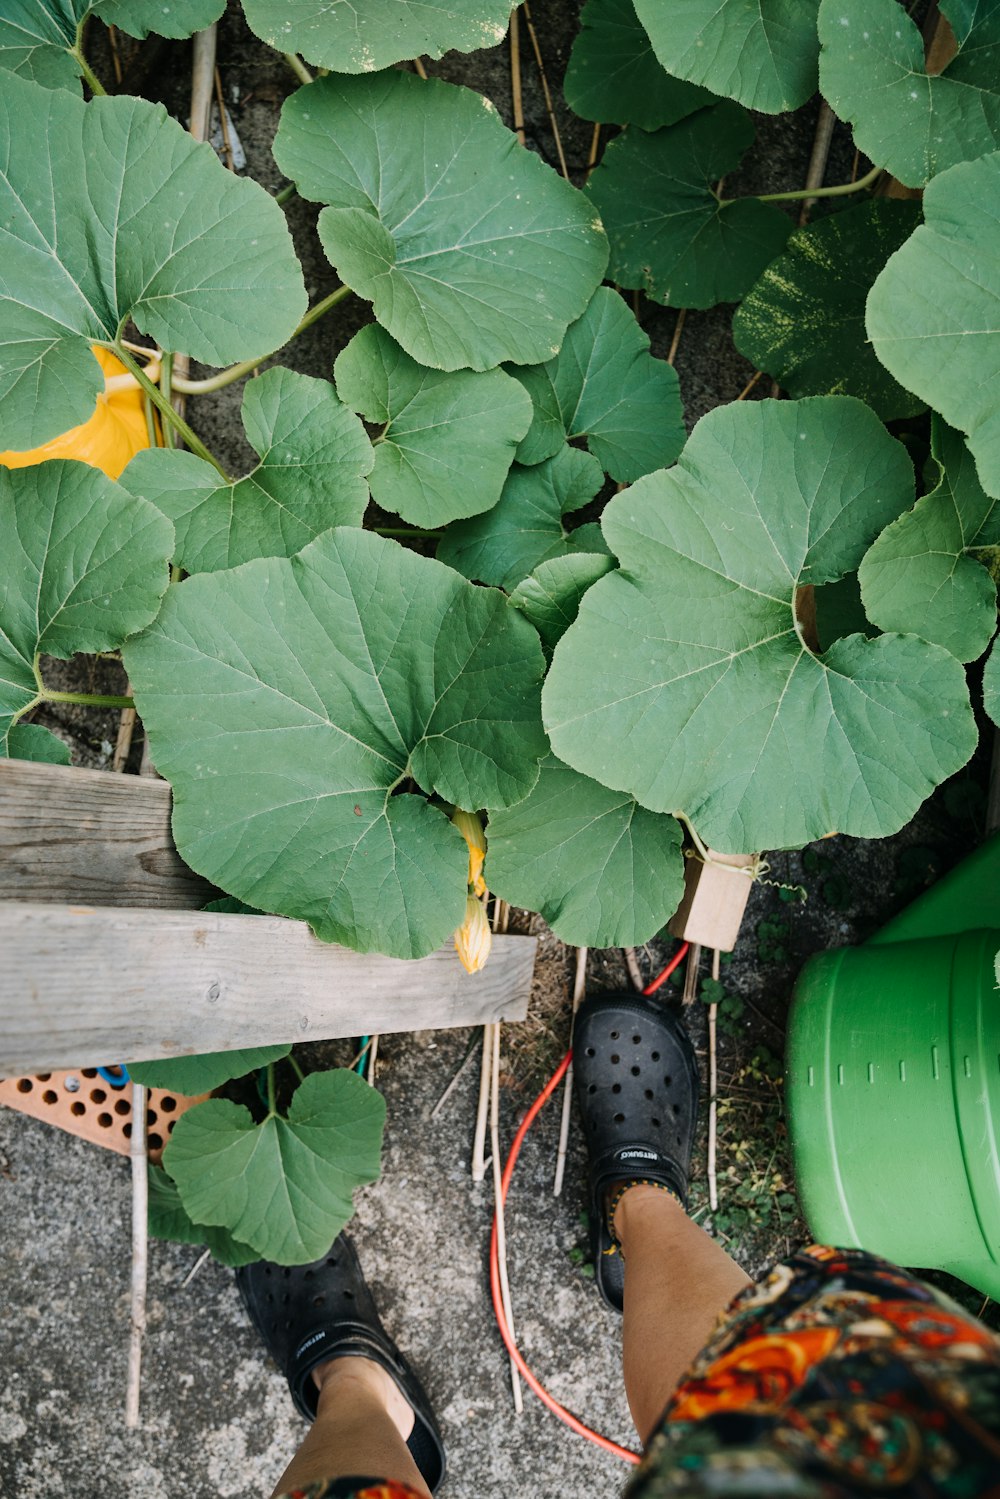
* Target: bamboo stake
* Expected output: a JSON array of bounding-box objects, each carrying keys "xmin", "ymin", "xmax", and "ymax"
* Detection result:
[
  {"xmin": 666, "ymin": 308, "xmax": 687, "ymax": 367},
  {"xmin": 471, "ymin": 1023, "xmax": 493, "ymax": 1181},
  {"xmin": 521, "ymin": 4, "xmax": 570, "ymax": 179},
  {"xmin": 367, "ymin": 1034, "xmax": 380, "ymax": 1086},
  {"xmin": 707, "ymin": 950, "xmax": 720, "ymax": 1213},
  {"xmin": 510, "ymin": 10, "xmax": 526, "ymax": 145},
  {"xmin": 622, "ymin": 947, "xmax": 645, "ymax": 993},
  {"xmin": 490, "ymin": 1023, "xmax": 523, "ymax": 1411},
  {"xmin": 798, "ymin": 100, "xmax": 836, "ymax": 225},
  {"xmin": 682, "ymin": 942, "xmax": 702, "ymax": 1006},
  {"xmin": 553, "ymin": 947, "xmax": 587, "ymax": 1196},
  {"xmin": 124, "ymin": 1081, "xmax": 148, "ymax": 1427}
]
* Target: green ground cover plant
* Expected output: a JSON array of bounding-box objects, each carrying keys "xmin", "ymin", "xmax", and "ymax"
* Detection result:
[{"xmin": 2, "ymin": 0, "xmax": 999, "ymax": 1262}]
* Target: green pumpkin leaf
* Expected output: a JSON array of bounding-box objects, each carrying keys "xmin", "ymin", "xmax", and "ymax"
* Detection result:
[
  {"xmin": 0, "ymin": 0, "xmax": 225, "ymax": 91},
  {"xmin": 984, "ymin": 635, "xmax": 1000, "ymax": 725},
  {"xmin": 544, "ymin": 397, "xmax": 977, "ymax": 852},
  {"xmin": 818, "ymin": 0, "xmax": 1000, "ymax": 189},
  {"xmin": 586, "ymin": 102, "xmax": 792, "ymax": 309},
  {"xmin": 128, "ymin": 1046, "xmax": 292, "ymax": 1095},
  {"xmin": 633, "ymin": 0, "xmax": 820, "ymax": 113},
  {"xmin": 732, "ymin": 200, "xmax": 925, "ymax": 420},
  {"xmin": 333, "ymin": 326, "xmax": 531, "ymax": 528},
  {"xmin": 564, "ymin": 0, "xmax": 715, "ymax": 130},
  {"xmin": 486, "ymin": 754, "xmax": 685, "ymax": 946},
  {"xmin": 273, "ymin": 72, "xmax": 608, "ymax": 372},
  {"xmin": 162, "ymin": 1070, "xmax": 386, "ymax": 1265},
  {"xmin": 859, "ymin": 419, "xmax": 1000, "ymax": 662},
  {"xmin": 508, "ymin": 553, "xmax": 616, "ymax": 652},
  {"xmin": 6, "ymin": 724, "xmax": 71, "ymax": 765},
  {"xmin": 867, "ymin": 152, "xmax": 1000, "ymax": 500},
  {"xmin": 241, "ymin": 0, "xmax": 512, "ymax": 73},
  {"xmin": 147, "ymin": 1164, "xmax": 259, "ymax": 1267},
  {"xmin": 119, "ymin": 369, "xmax": 372, "ymax": 573},
  {"xmin": 124, "ymin": 529, "xmax": 546, "ymax": 959},
  {"xmin": 0, "ymin": 75, "xmax": 306, "ymax": 450},
  {"xmin": 510, "ymin": 287, "xmax": 685, "ymax": 482},
  {"xmin": 0, "ymin": 461, "xmax": 173, "ymax": 752},
  {"xmin": 437, "ymin": 448, "xmax": 608, "ymax": 590}
]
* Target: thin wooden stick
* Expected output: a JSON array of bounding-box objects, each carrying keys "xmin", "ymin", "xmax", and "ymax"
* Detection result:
[
  {"xmin": 107, "ymin": 23, "xmax": 124, "ymax": 84},
  {"xmin": 707, "ymin": 950, "xmax": 720, "ymax": 1212},
  {"xmin": 682, "ymin": 942, "xmax": 701, "ymax": 1006},
  {"xmin": 553, "ymin": 947, "xmax": 587, "ymax": 1196},
  {"xmin": 737, "ymin": 369, "xmax": 766, "ymax": 401},
  {"xmin": 585, "ymin": 121, "xmax": 601, "ymax": 180},
  {"xmin": 125, "ymin": 1080, "xmax": 148, "ymax": 1427},
  {"xmin": 429, "ymin": 1031, "xmax": 480, "ymax": 1119},
  {"xmin": 471, "ymin": 1024, "xmax": 493, "ymax": 1181},
  {"xmin": 214, "ymin": 67, "xmax": 235, "ymax": 171},
  {"xmin": 510, "ymin": 9, "xmax": 526, "ymax": 145},
  {"xmin": 367, "ymin": 1034, "xmax": 380, "ymax": 1086},
  {"xmin": 667, "ymin": 308, "xmax": 687, "ymax": 367},
  {"xmin": 798, "ymin": 100, "xmax": 836, "ymax": 225},
  {"xmin": 521, "ymin": 4, "xmax": 570, "ymax": 179},
  {"xmin": 180, "ymin": 1248, "xmax": 211, "ymax": 1289},
  {"xmin": 412, "ymin": 56, "xmax": 429, "ymax": 80},
  {"xmin": 622, "ymin": 947, "xmax": 645, "ymax": 993},
  {"xmin": 111, "ymin": 707, "xmax": 136, "ymax": 772},
  {"xmin": 490, "ymin": 1023, "xmax": 523, "ymax": 1411}
]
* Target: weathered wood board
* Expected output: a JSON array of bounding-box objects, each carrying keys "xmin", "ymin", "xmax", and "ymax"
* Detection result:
[
  {"xmin": 0, "ymin": 759, "xmax": 212, "ymax": 909},
  {"xmin": 0, "ymin": 903, "xmax": 536, "ymax": 1075}
]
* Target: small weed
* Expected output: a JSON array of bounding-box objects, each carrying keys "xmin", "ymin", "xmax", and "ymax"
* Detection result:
[{"xmin": 756, "ymin": 916, "xmax": 791, "ymax": 964}]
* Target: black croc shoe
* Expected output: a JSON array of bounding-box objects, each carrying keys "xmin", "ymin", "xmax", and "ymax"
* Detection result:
[
  {"xmin": 236, "ymin": 1233, "xmax": 446, "ymax": 1494},
  {"xmin": 573, "ymin": 991, "xmax": 700, "ymax": 1313}
]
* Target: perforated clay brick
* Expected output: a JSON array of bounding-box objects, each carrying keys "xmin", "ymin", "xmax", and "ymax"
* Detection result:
[{"xmin": 0, "ymin": 1069, "xmax": 209, "ymax": 1163}]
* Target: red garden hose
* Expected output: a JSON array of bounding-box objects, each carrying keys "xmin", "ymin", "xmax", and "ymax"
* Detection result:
[{"xmin": 487, "ymin": 942, "xmax": 690, "ymax": 1461}]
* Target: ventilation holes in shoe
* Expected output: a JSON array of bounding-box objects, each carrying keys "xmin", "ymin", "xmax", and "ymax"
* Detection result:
[
  {"xmin": 613, "ymin": 1112, "xmax": 625, "ymax": 1124},
  {"xmin": 588, "ymin": 1084, "xmax": 596, "ymax": 1094},
  {"xmin": 644, "ymin": 1089, "xmax": 654, "ymax": 1101},
  {"xmin": 585, "ymin": 1047, "xmax": 595, "ymax": 1057},
  {"xmin": 612, "ymin": 1083, "xmax": 621, "ymax": 1095},
  {"xmin": 610, "ymin": 1030, "xmax": 620, "ymax": 1040},
  {"xmin": 651, "ymin": 1051, "xmax": 660, "ymax": 1062},
  {"xmin": 611, "ymin": 1054, "xmax": 620, "ymax": 1064},
  {"xmin": 672, "ymin": 1103, "xmax": 681, "ymax": 1115},
  {"xmin": 313, "ymin": 1295, "xmax": 325, "ymax": 1307},
  {"xmin": 651, "ymin": 1117, "xmax": 661, "ymax": 1128},
  {"xmin": 630, "ymin": 1066, "xmax": 640, "ymax": 1077},
  {"xmin": 632, "ymin": 1035, "xmax": 641, "ymax": 1044},
  {"xmin": 664, "ymin": 1074, "xmax": 672, "ymax": 1087}
]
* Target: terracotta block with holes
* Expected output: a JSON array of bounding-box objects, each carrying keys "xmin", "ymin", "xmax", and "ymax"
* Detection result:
[{"xmin": 0, "ymin": 1069, "xmax": 209, "ymax": 1164}]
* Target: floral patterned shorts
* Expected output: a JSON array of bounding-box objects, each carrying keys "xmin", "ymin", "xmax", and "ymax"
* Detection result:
[{"xmin": 278, "ymin": 1246, "xmax": 1000, "ymax": 1499}]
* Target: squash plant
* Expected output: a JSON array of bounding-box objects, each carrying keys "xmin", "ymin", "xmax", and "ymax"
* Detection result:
[{"xmin": 1, "ymin": 0, "xmax": 998, "ymax": 1261}]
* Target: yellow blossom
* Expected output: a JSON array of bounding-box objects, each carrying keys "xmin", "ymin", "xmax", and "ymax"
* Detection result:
[
  {"xmin": 451, "ymin": 807, "xmax": 487, "ymax": 897},
  {"xmin": 455, "ymin": 894, "xmax": 492, "ymax": 974}
]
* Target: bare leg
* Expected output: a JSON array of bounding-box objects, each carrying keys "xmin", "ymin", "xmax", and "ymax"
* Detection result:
[
  {"xmin": 269, "ymin": 1356, "xmax": 431, "ymax": 1499},
  {"xmin": 615, "ymin": 1185, "xmax": 752, "ymax": 1446}
]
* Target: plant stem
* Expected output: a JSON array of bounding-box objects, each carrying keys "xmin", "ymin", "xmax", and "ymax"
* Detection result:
[
  {"xmin": 288, "ymin": 1053, "xmax": 306, "ymax": 1083},
  {"xmin": 737, "ymin": 162, "xmax": 883, "ymax": 207},
  {"xmin": 112, "ymin": 343, "xmax": 229, "ymax": 479},
  {"xmin": 283, "ymin": 52, "xmax": 314, "ymax": 86},
  {"xmin": 43, "ymin": 690, "xmax": 136, "ymax": 709},
  {"xmin": 266, "ymin": 1063, "xmax": 277, "ymax": 1116},
  {"xmin": 274, "ymin": 182, "xmax": 296, "ymax": 207},
  {"xmin": 72, "ymin": 20, "xmax": 106, "ymax": 95},
  {"xmin": 170, "ymin": 285, "xmax": 353, "ymax": 395}
]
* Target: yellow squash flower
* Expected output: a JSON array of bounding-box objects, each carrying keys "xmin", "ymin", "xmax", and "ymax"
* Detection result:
[
  {"xmin": 451, "ymin": 807, "xmax": 487, "ymax": 897},
  {"xmin": 455, "ymin": 894, "xmax": 492, "ymax": 974},
  {"xmin": 0, "ymin": 347, "xmax": 155, "ymax": 480}
]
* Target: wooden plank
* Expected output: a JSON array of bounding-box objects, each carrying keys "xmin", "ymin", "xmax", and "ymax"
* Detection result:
[
  {"xmin": 0, "ymin": 759, "xmax": 212, "ymax": 908},
  {"xmin": 0, "ymin": 903, "xmax": 536, "ymax": 1075}
]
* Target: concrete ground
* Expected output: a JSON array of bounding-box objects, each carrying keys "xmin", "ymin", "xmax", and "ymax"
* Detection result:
[{"xmin": 1, "ymin": 1024, "xmax": 636, "ymax": 1499}]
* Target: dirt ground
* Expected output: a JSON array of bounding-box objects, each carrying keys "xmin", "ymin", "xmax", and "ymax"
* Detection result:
[{"xmin": 3, "ymin": 4, "xmax": 998, "ymax": 1496}]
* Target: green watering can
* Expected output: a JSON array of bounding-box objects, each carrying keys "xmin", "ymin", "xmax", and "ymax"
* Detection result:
[{"xmin": 787, "ymin": 834, "xmax": 1000, "ymax": 1298}]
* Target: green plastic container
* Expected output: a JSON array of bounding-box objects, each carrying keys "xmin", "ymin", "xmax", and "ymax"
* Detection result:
[{"xmin": 787, "ymin": 836, "xmax": 1000, "ymax": 1297}]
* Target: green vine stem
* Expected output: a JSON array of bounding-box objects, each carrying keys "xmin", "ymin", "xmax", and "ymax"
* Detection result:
[
  {"xmin": 288, "ymin": 1054, "xmax": 306, "ymax": 1083},
  {"xmin": 274, "ymin": 182, "xmax": 297, "ymax": 207},
  {"xmin": 266, "ymin": 1062, "xmax": 278, "ymax": 1116},
  {"xmin": 170, "ymin": 285, "xmax": 353, "ymax": 395},
  {"xmin": 726, "ymin": 162, "xmax": 883, "ymax": 208},
  {"xmin": 42, "ymin": 689, "xmax": 135, "ymax": 709},
  {"xmin": 374, "ymin": 527, "xmax": 442, "ymax": 539},
  {"xmin": 111, "ymin": 342, "xmax": 229, "ymax": 479},
  {"xmin": 283, "ymin": 53, "xmax": 315, "ymax": 86},
  {"xmin": 72, "ymin": 19, "xmax": 106, "ymax": 96}
]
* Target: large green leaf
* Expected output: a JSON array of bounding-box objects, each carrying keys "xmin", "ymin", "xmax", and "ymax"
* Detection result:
[
  {"xmin": 867, "ymin": 152, "xmax": 1000, "ymax": 500},
  {"xmin": 732, "ymin": 200, "xmax": 924, "ymax": 420},
  {"xmin": 333, "ymin": 326, "xmax": 531, "ymax": 528},
  {"xmin": 128, "ymin": 1046, "xmax": 292, "ymax": 1095},
  {"xmin": 859, "ymin": 420, "xmax": 1000, "ymax": 662},
  {"xmin": 586, "ymin": 102, "xmax": 792, "ymax": 309},
  {"xmin": 510, "ymin": 288, "xmax": 685, "ymax": 482},
  {"xmin": 564, "ymin": 0, "xmax": 714, "ymax": 130},
  {"xmin": 437, "ymin": 448, "xmax": 608, "ymax": 590},
  {"xmin": 985, "ymin": 636, "xmax": 1000, "ymax": 725},
  {"xmin": 0, "ymin": 461, "xmax": 173, "ymax": 752},
  {"xmin": 162, "ymin": 1070, "xmax": 385, "ymax": 1265},
  {"xmin": 633, "ymin": 0, "xmax": 820, "ymax": 113},
  {"xmin": 819, "ymin": 0, "xmax": 1000, "ymax": 189},
  {"xmin": 7, "ymin": 724, "xmax": 71, "ymax": 765},
  {"xmin": 544, "ymin": 398, "xmax": 977, "ymax": 852},
  {"xmin": 0, "ymin": 0, "xmax": 225, "ymax": 91},
  {"xmin": 0, "ymin": 75, "xmax": 307, "ymax": 450},
  {"xmin": 241, "ymin": 0, "xmax": 512, "ymax": 72},
  {"xmin": 487, "ymin": 754, "xmax": 685, "ymax": 946},
  {"xmin": 124, "ymin": 529, "xmax": 546, "ymax": 958},
  {"xmin": 119, "ymin": 370, "xmax": 372, "ymax": 573},
  {"xmin": 148, "ymin": 1165, "xmax": 259, "ymax": 1268},
  {"xmin": 273, "ymin": 72, "xmax": 608, "ymax": 372},
  {"xmin": 508, "ymin": 553, "xmax": 615, "ymax": 652}
]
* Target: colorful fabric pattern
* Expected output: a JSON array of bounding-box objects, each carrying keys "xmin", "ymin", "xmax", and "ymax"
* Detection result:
[
  {"xmin": 628, "ymin": 1245, "xmax": 1000, "ymax": 1497},
  {"xmin": 277, "ymin": 1482, "xmax": 423, "ymax": 1499}
]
